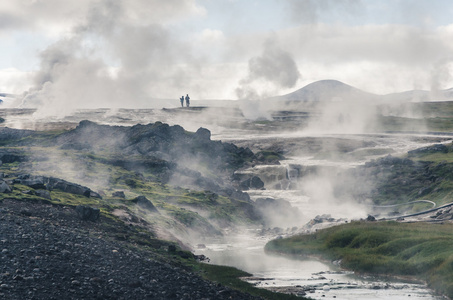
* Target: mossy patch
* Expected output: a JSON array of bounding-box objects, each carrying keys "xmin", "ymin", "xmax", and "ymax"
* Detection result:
[{"xmin": 266, "ymin": 221, "xmax": 453, "ymax": 298}]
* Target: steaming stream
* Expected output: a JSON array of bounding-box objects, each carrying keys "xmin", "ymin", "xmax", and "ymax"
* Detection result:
[
  {"xmin": 194, "ymin": 131, "xmax": 450, "ymax": 299},
  {"xmin": 195, "ymin": 234, "xmax": 442, "ymax": 299}
]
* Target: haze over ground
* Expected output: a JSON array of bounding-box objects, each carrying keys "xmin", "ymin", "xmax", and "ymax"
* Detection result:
[{"xmin": 0, "ymin": 0, "xmax": 452, "ymax": 113}]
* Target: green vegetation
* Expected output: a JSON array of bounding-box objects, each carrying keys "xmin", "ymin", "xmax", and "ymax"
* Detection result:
[
  {"xmin": 255, "ymin": 150, "xmax": 285, "ymax": 162},
  {"xmin": 195, "ymin": 263, "xmax": 303, "ymax": 300},
  {"xmin": 357, "ymin": 143, "xmax": 453, "ymax": 207},
  {"xmin": 376, "ymin": 102, "xmax": 453, "ymax": 132},
  {"xmin": 265, "ymin": 221, "xmax": 453, "ymax": 298}
]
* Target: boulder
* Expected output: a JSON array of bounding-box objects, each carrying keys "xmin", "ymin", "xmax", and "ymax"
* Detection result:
[
  {"xmin": 131, "ymin": 196, "xmax": 158, "ymax": 212},
  {"xmin": 366, "ymin": 215, "xmax": 376, "ymax": 222},
  {"xmin": 0, "ymin": 180, "xmax": 12, "ymax": 193},
  {"xmin": 112, "ymin": 191, "xmax": 126, "ymax": 198},
  {"xmin": 194, "ymin": 127, "xmax": 211, "ymax": 141},
  {"xmin": 17, "ymin": 178, "xmax": 46, "ymax": 190},
  {"xmin": 46, "ymin": 177, "xmax": 102, "ymax": 199},
  {"xmin": 239, "ymin": 176, "xmax": 264, "ymax": 190},
  {"xmin": 35, "ymin": 189, "xmax": 51, "ymax": 200},
  {"xmin": 75, "ymin": 205, "xmax": 100, "ymax": 221}
]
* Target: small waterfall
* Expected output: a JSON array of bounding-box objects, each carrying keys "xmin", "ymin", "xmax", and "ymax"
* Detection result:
[{"xmin": 283, "ymin": 164, "xmax": 300, "ymax": 190}]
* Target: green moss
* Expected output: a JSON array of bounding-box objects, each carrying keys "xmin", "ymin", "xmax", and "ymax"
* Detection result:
[{"xmin": 266, "ymin": 221, "xmax": 453, "ymax": 298}]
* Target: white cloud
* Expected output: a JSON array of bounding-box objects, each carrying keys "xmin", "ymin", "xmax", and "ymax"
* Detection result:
[
  {"xmin": 0, "ymin": 68, "xmax": 33, "ymax": 93},
  {"xmin": 200, "ymin": 29, "xmax": 225, "ymax": 42}
]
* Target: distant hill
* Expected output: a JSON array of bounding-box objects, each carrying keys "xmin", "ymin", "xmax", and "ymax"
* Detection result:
[
  {"xmin": 271, "ymin": 80, "xmax": 453, "ymax": 103},
  {"xmin": 272, "ymin": 80, "xmax": 379, "ymax": 102},
  {"xmin": 382, "ymin": 88, "xmax": 453, "ymax": 102}
]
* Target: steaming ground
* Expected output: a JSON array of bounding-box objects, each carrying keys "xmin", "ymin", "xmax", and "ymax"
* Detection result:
[
  {"xmin": 1, "ymin": 105, "xmax": 451, "ymax": 299},
  {"xmin": 2, "ymin": 106, "xmax": 451, "ymax": 227}
]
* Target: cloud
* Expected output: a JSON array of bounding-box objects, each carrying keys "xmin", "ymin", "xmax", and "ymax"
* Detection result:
[
  {"xmin": 0, "ymin": 0, "xmax": 205, "ymax": 35},
  {"xmin": 0, "ymin": 68, "xmax": 33, "ymax": 94},
  {"xmin": 285, "ymin": 0, "xmax": 362, "ymax": 25}
]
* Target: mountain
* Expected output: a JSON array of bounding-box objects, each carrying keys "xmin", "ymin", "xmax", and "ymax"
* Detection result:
[
  {"xmin": 383, "ymin": 88, "xmax": 453, "ymax": 102},
  {"xmin": 271, "ymin": 80, "xmax": 453, "ymax": 103},
  {"xmin": 274, "ymin": 79, "xmax": 379, "ymax": 102}
]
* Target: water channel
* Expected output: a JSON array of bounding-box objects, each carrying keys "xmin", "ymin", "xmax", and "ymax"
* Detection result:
[{"xmin": 193, "ymin": 130, "xmax": 452, "ymax": 299}]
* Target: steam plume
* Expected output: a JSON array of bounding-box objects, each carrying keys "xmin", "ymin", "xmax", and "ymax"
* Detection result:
[{"xmin": 19, "ymin": 0, "xmax": 204, "ymax": 115}]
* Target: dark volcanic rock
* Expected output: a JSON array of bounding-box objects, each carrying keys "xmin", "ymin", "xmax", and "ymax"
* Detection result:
[
  {"xmin": 15, "ymin": 177, "xmax": 46, "ymax": 189},
  {"xmin": 112, "ymin": 190, "xmax": 126, "ymax": 198},
  {"xmin": 46, "ymin": 177, "xmax": 102, "ymax": 198},
  {"xmin": 408, "ymin": 143, "xmax": 449, "ymax": 155},
  {"xmin": 131, "ymin": 196, "xmax": 158, "ymax": 212},
  {"xmin": 13, "ymin": 175, "xmax": 102, "ymax": 199},
  {"xmin": 55, "ymin": 120, "xmax": 255, "ymax": 171},
  {"xmin": 75, "ymin": 205, "xmax": 100, "ymax": 221},
  {"xmin": 35, "ymin": 189, "xmax": 51, "ymax": 200},
  {"xmin": 195, "ymin": 127, "xmax": 211, "ymax": 140},
  {"xmin": 0, "ymin": 149, "xmax": 28, "ymax": 163},
  {"xmin": 0, "ymin": 127, "xmax": 34, "ymax": 141},
  {"xmin": 51, "ymin": 120, "xmax": 256, "ymax": 204},
  {"xmin": 239, "ymin": 176, "xmax": 265, "ymax": 190},
  {"xmin": 0, "ymin": 180, "xmax": 12, "ymax": 193}
]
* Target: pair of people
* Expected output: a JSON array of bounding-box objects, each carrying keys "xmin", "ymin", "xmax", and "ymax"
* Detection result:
[{"xmin": 180, "ymin": 94, "xmax": 190, "ymax": 107}]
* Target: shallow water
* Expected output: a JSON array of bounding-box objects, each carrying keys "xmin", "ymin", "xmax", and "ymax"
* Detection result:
[
  {"xmin": 203, "ymin": 128, "xmax": 451, "ymax": 299},
  {"xmin": 194, "ymin": 234, "xmax": 444, "ymax": 300}
]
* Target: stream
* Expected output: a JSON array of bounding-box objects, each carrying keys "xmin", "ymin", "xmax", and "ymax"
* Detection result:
[
  {"xmin": 193, "ymin": 130, "xmax": 452, "ymax": 299},
  {"xmin": 194, "ymin": 234, "xmax": 443, "ymax": 299}
]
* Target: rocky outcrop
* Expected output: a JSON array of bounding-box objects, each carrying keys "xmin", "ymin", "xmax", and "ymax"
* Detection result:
[
  {"xmin": 75, "ymin": 205, "xmax": 100, "ymax": 221},
  {"xmin": 408, "ymin": 144, "xmax": 449, "ymax": 155},
  {"xmin": 0, "ymin": 127, "xmax": 34, "ymax": 142},
  {"xmin": 54, "ymin": 120, "xmax": 255, "ymax": 171},
  {"xmin": 0, "ymin": 149, "xmax": 28, "ymax": 164},
  {"xmin": 131, "ymin": 196, "xmax": 158, "ymax": 213},
  {"xmin": 239, "ymin": 176, "xmax": 265, "ymax": 190},
  {"xmin": 13, "ymin": 175, "xmax": 101, "ymax": 199},
  {"xmin": 0, "ymin": 180, "xmax": 12, "ymax": 193},
  {"xmin": 112, "ymin": 191, "xmax": 126, "ymax": 198},
  {"xmin": 35, "ymin": 189, "xmax": 51, "ymax": 200}
]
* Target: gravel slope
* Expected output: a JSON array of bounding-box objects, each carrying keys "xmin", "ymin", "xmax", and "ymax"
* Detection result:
[{"xmin": 0, "ymin": 198, "xmax": 261, "ymax": 300}]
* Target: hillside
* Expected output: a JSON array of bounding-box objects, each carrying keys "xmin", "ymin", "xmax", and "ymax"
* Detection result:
[
  {"xmin": 0, "ymin": 120, "xmax": 281, "ymax": 243},
  {"xmin": 275, "ymin": 79, "xmax": 379, "ymax": 102},
  {"xmin": 270, "ymin": 79, "xmax": 453, "ymax": 103}
]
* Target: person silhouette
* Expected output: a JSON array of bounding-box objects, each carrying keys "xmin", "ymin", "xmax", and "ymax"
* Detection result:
[
  {"xmin": 180, "ymin": 96, "xmax": 184, "ymax": 107},
  {"xmin": 185, "ymin": 94, "xmax": 190, "ymax": 107}
]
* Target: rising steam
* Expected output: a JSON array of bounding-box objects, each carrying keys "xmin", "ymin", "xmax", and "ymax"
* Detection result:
[{"xmin": 19, "ymin": 0, "xmax": 205, "ymax": 116}]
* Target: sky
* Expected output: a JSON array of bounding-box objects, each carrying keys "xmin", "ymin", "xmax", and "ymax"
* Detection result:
[{"xmin": 0, "ymin": 0, "xmax": 453, "ymax": 108}]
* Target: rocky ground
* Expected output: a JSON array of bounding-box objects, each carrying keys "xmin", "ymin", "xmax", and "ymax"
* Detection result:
[{"xmin": 0, "ymin": 198, "xmax": 262, "ymax": 300}]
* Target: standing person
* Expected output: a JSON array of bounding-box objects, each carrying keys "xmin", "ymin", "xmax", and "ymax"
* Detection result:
[
  {"xmin": 185, "ymin": 94, "xmax": 190, "ymax": 107},
  {"xmin": 180, "ymin": 96, "xmax": 184, "ymax": 107}
]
